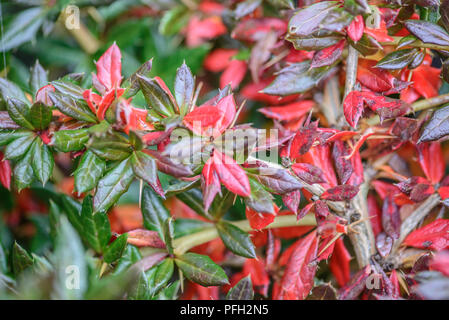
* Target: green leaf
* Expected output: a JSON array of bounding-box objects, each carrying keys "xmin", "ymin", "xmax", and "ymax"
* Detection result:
[
  {"xmin": 151, "ymin": 258, "xmax": 175, "ymax": 296},
  {"xmin": 12, "ymin": 242, "xmax": 34, "ymax": 276},
  {"xmin": 30, "ymin": 102, "xmax": 52, "ymax": 130},
  {"xmin": 176, "ymin": 188, "xmax": 210, "ymax": 219},
  {"xmin": 174, "ymin": 62, "xmax": 194, "ymax": 115},
  {"xmin": 376, "ymin": 49, "xmax": 420, "ymax": 70},
  {"xmin": 74, "ymin": 150, "xmax": 106, "ymax": 193},
  {"xmin": 113, "ymin": 244, "xmax": 142, "ymax": 275},
  {"xmin": 60, "ymin": 194, "xmax": 83, "ymax": 235},
  {"xmin": 48, "ymin": 200, "xmax": 61, "ymax": 243},
  {"xmin": 51, "ymin": 80, "xmax": 85, "ymax": 100},
  {"xmin": 13, "ymin": 148, "xmax": 35, "ymax": 190},
  {"xmin": 288, "ymin": 2, "xmax": 346, "ymax": 37},
  {"xmin": 0, "ymin": 130, "xmax": 30, "ymax": 146},
  {"xmin": 153, "ymin": 280, "xmax": 180, "ymax": 300},
  {"xmin": 174, "ymin": 218, "xmax": 212, "ymax": 238},
  {"xmin": 0, "ymin": 78, "xmax": 28, "ymax": 106},
  {"xmin": 245, "ymin": 178, "xmax": 275, "ymax": 214},
  {"xmin": 131, "ymin": 151, "xmax": 163, "ymax": 196},
  {"xmin": 31, "ymin": 139, "xmax": 53, "ymax": 186},
  {"xmin": 4, "ymin": 132, "xmax": 35, "ymax": 160},
  {"xmin": 93, "ymin": 158, "xmax": 134, "ymax": 212},
  {"xmin": 159, "ymin": 5, "xmax": 190, "ymax": 36},
  {"xmin": 124, "ymin": 60, "xmax": 153, "ymax": 98},
  {"xmin": 104, "ymin": 233, "xmax": 128, "ymax": 264},
  {"xmin": 138, "ymin": 75, "xmax": 175, "ymax": 117},
  {"xmin": 263, "ymin": 61, "xmax": 335, "ymax": 96},
  {"xmin": 405, "ymin": 19, "xmax": 449, "ymax": 46},
  {"xmin": 6, "ymin": 98, "xmax": 34, "ymax": 130},
  {"xmin": 0, "ymin": 241, "xmax": 7, "ymax": 274},
  {"xmin": 128, "ymin": 270, "xmax": 151, "ymax": 300},
  {"xmin": 52, "ymin": 215, "xmax": 87, "ymax": 299},
  {"xmin": 52, "ymin": 129, "xmax": 89, "ymax": 152},
  {"xmin": 89, "ymin": 133, "xmax": 133, "ymax": 161},
  {"xmin": 226, "ymin": 275, "xmax": 254, "ymax": 300},
  {"xmin": 162, "ymin": 218, "xmax": 175, "ymax": 255},
  {"xmin": 0, "ymin": 8, "xmax": 45, "ymax": 52},
  {"xmin": 80, "ymin": 196, "xmax": 111, "ymax": 253},
  {"xmin": 216, "ymin": 221, "xmax": 256, "ymax": 259},
  {"xmin": 174, "ymin": 253, "xmax": 229, "ymax": 287},
  {"xmin": 141, "ymin": 186, "xmax": 170, "ymax": 239},
  {"xmin": 49, "ymin": 92, "xmax": 97, "ymax": 123},
  {"xmin": 29, "ymin": 60, "xmax": 48, "ymax": 95}
]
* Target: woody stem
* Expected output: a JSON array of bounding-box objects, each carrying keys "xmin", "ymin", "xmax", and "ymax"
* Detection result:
[
  {"xmin": 172, "ymin": 214, "xmax": 316, "ymax": 256},
  {"xmin": 59, "ymin": 8, "xmax": 101, "ymax": 54}
]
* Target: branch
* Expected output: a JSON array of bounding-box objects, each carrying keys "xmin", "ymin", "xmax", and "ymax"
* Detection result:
[
  {"xmin": 173, "ymin": 214, "xmax": 316, "ymax": 256},
  {"xmin": 392, "ymin": 193, "xmax": 441, "ymax": 254},
  {"xmin": 59, "ymin": 8, "xmax": 101, "ymax": 54}
]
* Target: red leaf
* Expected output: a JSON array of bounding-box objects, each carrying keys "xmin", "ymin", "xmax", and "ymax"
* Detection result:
[
  {"xmin": 282, "ymin": 190, "xmax": 301, "ymax": 214},
  {"xmin": 297, "ymin": 145, "xmax": 338, "ymax": 188},
  {"xmin": 357, "ymin": 59, "xmax": 404, "ymax": 93},
  {"xmin": 215, "ymin": 94, "xmax": 236, "ymax": 133},
  {"xmin": 343, "ymin": 91, "xmax": 367, "ymax": 128},
  {"xmin": 376, "ymin": 232, "xmax": 393, "ymax": 257},
  {"xmin": 332, "ymin": 140, "xmax": 353, "ymax": 185},
  {"xmin": 212, "ymin": 150, "xmax": 250, "ymax": 197},
  {"xmin": 368, "ymin": 194, "xmax": 382, "ymax": 237},
  {"xmin": 202, "ymin": 157, "xmax": 221, "ymax": 212},
  {"xmin": 0, "ymin": 152, "xmax": 11, "ymax": 190},
  {"xmin": 382, "ymin": 196, "xmax": 401, "ymax": 240},
  {"xmin": 321, "ymin": 185, "xmax": 359, "ymax": 201},
  {"xmin": 232, "ymin": 18, "xmax": 287, "ymax": 42},
  {"xmin": 404, "ymin": 219, "xmax": 449, "ymax": 251},
  {"xmin": 126, "ymin": 229, "xmax": 165, "ymax": 248},
  {"xmin": 288, "ymin": 121, "xmax": 319, "ymax": 157},
  {"xmin": 204, "ymin": 49, "xmax": 238, "ymax": 72},
  {"xmin": 183, "ymin": 105, "xmax": 224, "ymax": 136},
  {"xmin": 291, "ymin": 163, "xmax": 326, "ymax": 185},
  {"xmin": 417, "ymin": 142, "xmax": 444, "ymax": 185},
  {"xmin": 220, "ymin": 59, "xmax": 247, "ymax": 90},
  {"xmin": 364, "ymin": 19, "xmax": 394, "ymax": 42},
  {"xmin": 241, "ymin": 78, "xmax": 299, "ymax": 105},
  {"xmin": 347, "ymin": 15, "xmax": 364, "ymax": 42},
  {"xmin": 96, "ymin": 43, "xmax": 122, "ymax": 91},
  {"xmin": 246, "ymin": 207, "xmax": 275, "ymax": 230},
  {"xmin": 185, "ymin": 16, "xmax": 227, "ymax": 47},
  {"xmin": 259, "ymin": 100, "xmax": 315, "ymax": 122},
  {"xmin": 311, "ymin": 40, "xmax": 345, "ymax": 68},
  {"xmin": 430, "ymin": 251, "xmax": 449, "ymax": 277},
  {"xmin": 338, "ymin": 265, "xmax": 371, "ymax": 300},
  {"xmin": 298, "ymin": 202, "xmax": 314, "ymax": 220},
  {"xmin": 329, "ymin": 238, "xmax": 352, "ymax": 287},
  {"xmin": 276, "ymin": 230, "xmax": 318, "ymax": 300},
  {"xmin": 35, "ymin": 84, "xmax": 55, "ymax": 106}
]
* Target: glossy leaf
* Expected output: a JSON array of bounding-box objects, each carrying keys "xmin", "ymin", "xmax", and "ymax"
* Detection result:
[
  {"xmin": 30, "ymin": 102, "xmax": 52, "ymax": 130},
  {"xmin": 104, "ymin": 234, "xmax": 128, "ymax": 264},
  {"xmin": 6, "ymin": 98, "xmax": 34, "ymax": 130},
  {"xmin": 30, "ymin": 139, "xmax": 53, "ymax": 186},
  {"xmin": 141, "ymin": 186, "xmax": 170, "ymax": 239},
  {"xmin": 174, "ymin": 253, "xmax": 229, "ymax": 287},
  {"xmin": 405, "ymin": 20, "xmax": 449, "ymax": 46},
  {"xmin": 216, "ymin": 221, "xmax": 256, "ymax": 259},
  {"xmin": 226, "ymin": 275, "xmax": 254, "ymax": 300},
  {"xmin": 74, "ymin": 150, "xmax": 106, "ymax": 193},
  {"xmin": 404, "ymin": 219, "xmax": 449, "ymax": 251},
  {"xmin": 52, "ymin": 129, "xmax": 89, "ymax": 153},
  {"xmin": 131, "ymin": 151, "xmax": 164, "ymax": 197},
  {"xmin": 93, "ymin": 158, "xmax": 134, "ymax": 212}
]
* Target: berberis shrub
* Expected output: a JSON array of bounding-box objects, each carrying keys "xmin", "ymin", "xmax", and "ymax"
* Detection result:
[{"xmin": 0, "ymin": 0, "xmax": 449, "ymax": 300}]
